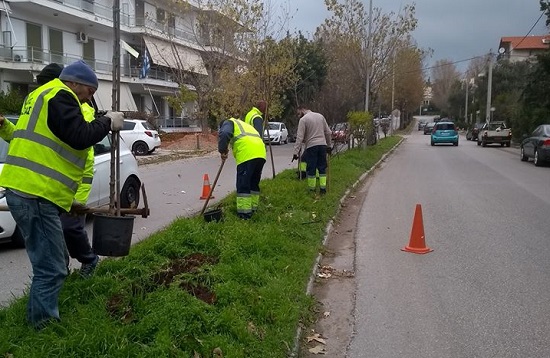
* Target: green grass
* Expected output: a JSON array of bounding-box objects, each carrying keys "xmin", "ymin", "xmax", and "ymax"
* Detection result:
[{"xmin": 0, "ymin": 136, "xmax": 401, "ymax": 358}]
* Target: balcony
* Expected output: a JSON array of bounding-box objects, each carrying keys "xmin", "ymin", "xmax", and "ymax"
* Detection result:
[{"xmin": 0, "ymin": 45, "xmax": 176, "ymax": 82}]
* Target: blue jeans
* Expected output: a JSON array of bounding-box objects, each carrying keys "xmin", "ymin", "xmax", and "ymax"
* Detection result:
[{"xmin": 6, "ymin": 190, "xmax": 68, "ymax": 329}]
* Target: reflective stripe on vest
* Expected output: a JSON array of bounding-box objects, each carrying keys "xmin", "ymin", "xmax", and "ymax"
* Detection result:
[
  {"xmin": 228, "ymin": 118, "xmax": 266, "ymax": 165},
  {"xmin": 74, "ymin": 102, "xmax": 96, "ymax": 204},
  {"xmin": 0, "ymin": 80, "xmax": 88, "ymax": 210}
]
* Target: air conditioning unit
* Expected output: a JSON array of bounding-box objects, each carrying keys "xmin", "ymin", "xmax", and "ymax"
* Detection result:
[{"xmin": 76, "ymin": 31, "xmax": 88, "ymax": 43}]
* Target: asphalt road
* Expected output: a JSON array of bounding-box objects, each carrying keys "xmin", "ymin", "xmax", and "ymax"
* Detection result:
[
  {"xmin": 0, "ymin": 143, "xmax": 298, "ymax": 305},
  {"xmin": 348, "ymin": 130, "xmax": 550, "ymax": 357}
]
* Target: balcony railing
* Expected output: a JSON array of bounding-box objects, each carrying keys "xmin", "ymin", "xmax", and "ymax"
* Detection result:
[
  {"xmin": 48, "ymin": 0, "xmax": 205, "ymax": 46},
  {"xmin": 0, "ymin": 46, "xmax": 177, "ymax": 82}
]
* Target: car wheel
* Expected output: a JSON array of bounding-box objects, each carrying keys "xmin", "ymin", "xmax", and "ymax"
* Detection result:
[
  {"xmin": 505, "ymin": 142, "xmax": 511, "ymax": 147},
  {"xmin": 120, "ymin": 176, "xmax": 141, "ymax": 208},
  {"xmin": 534, "ymin": 149, "xmax": 542, "ymax": 167},
  {"xmin": 520, "ymin": 147, "xmax": 528, "ymax": 161},
  {"xmin": 477, "ymin": 140, "xmax": 481, "ymax": 146},
  {"xmin": 454, "ymin": 141, "xmax": 458, "ymax": 146},
  {"xmin": 132, "ymin": 141, "xmax": 149, "ymax": 156},
  {"xmin": 501, "ymin": 143, "xmax": 505, "ymax": 147},
  {"xmin": 482, "ymin": 140, "xmax": 487, "ymax": 147},
  {"xmin": 430, "ymin": 141, "xmax": 434, "ymax": 146},
  {"xmin": 11, "ymin": 227, "xmax": 25, "ymax": 248}
]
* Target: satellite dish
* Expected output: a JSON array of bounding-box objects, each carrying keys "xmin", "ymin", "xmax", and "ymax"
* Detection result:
[{"xmin": 498, "ymin": 47, "xmax": 505, "ymax": 54}]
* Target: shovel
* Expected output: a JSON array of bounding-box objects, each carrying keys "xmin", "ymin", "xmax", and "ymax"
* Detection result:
[{"xmin": 200, "ymin": 157, "xmax": 226, "ymax": 216}]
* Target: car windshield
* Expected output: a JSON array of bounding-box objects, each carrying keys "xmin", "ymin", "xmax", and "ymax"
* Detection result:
[
  {"xmin": 268, "ymin": 123, "xmax": 281, "ymax": 130},
  {"xmin": 141, "ymin": 121, "xmax": 155, "ymax": 130},
  {"xmin": 436, "ymin": 123, "xmax": 455, "ymax": 130},
  {"xmin": 487, "ymin": 123, "xmax": 507, "ymax": 130},
  {"xmin": 541, "ymin": 125, "xmax": 550, "ymax": 137}
]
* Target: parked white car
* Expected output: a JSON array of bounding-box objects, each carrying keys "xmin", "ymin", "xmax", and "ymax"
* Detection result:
[
  {"xmin": 263, "ymin": 122, "xmax": 289, "ymax": 145},
  {"xmin": 0, "ymin": 132, "xmax": 142, "ymax": 247},
  {"xmin": 120, "ymin": 119, "xmax": 162, "ymax": 156}
]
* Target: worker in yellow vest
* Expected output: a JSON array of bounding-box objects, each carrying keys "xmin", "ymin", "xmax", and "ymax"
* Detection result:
[
  {"xmin": 0, "ymin": 63, "xmax": 100, "ymax": 278},
  {"xmin": 218, "ymin": 117, "xmax": 266, "ymax": 219},
  {"xmin": 244, "ymin": 100, "xmax": 267, "ymax": 135},
  {"xmin": 38, "ymin": 63, "xmax": 100, "ymax": 278},
  {"xmin": 0, "ymin": 60, "xmax": 125, "ymax": 329}
]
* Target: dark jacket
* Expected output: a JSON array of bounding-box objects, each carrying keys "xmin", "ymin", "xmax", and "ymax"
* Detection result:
[{"xmin": 47, "ymin": 90, "xmax": 111, "ymax": 150}]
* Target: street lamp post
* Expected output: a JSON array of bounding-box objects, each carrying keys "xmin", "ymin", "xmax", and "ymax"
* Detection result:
[
  {"xmin": 464, "ymin": 78, "xmax": 469, "ymax": 124},
  {"xmin": 364, "ymin": 0, "xmax": 373, "ymax": 112},
  {"xmin": 485, "ymin": 51, "xmax": 493, "ymax": 123}
]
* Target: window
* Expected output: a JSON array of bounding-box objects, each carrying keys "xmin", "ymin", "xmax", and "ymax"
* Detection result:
[
  {"xmin": 94, "ymin": 136, "xmax": 111, "ymax": 155},
  {"xmin": 49, "ymin": 29, "xmax": 63, "ymax": 63},
  {"xmin": 123, "ymin": 121, "xmax": 136, "ymax": 130},
  {"xmin": 26, "ymin": 23, "xmax": 43, "ymax": 63},
  {"xmin": 157, "ymin": 8, "xmax": 165, "ymax": 22},
  {"xmin": 83, "ymin": 39, "xmax": 95, "ymax": 69},
  {"xmin": 436, "ymin": 123, "xmax": 455, "ymax": 131}
]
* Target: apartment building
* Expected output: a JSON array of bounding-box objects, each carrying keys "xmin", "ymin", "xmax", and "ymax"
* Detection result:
[
  {"xmin": 0, "ymin": 0, "xmax": 236, "ymax": 129},
  {"xmin": 498, "ymin": 35, "xmax": 550, "ymax": 63}
]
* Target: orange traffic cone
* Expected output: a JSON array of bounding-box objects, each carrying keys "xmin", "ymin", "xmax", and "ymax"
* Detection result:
[
  {"xmin": 401, "ymin": 204, "xmax": 433, "ymax": 254},
  {"xmin": 199, "ymin": 174, "xmax": 214, "ymax": 200}
]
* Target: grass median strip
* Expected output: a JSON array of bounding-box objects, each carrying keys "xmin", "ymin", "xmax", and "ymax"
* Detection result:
[{"xmin": 0, "ymin": 136, "xmax": 401, "ymax": 358}]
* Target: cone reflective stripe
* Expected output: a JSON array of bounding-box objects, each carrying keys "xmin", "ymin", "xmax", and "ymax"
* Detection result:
[
  {"xmin": 199, "ymin": 174, "xmax": 214, "ymax": 200},
  {"xmin": 401, "ymin": 204, "xmax": 433, "ymax": 254}
]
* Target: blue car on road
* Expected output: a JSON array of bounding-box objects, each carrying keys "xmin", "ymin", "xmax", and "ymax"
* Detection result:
[{"xmin": 431, "ymin": 121, "xmax": 459, "ymax": 146}]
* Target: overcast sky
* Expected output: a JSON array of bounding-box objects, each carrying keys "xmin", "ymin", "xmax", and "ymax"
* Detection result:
[{"xmin": 274, "ymin": 0, "xmax": 548, "ymax": 73}]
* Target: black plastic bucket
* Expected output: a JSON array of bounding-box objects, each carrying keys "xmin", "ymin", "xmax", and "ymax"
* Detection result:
[
  {"xmin": 204, "ymin": 208, "xmax": 223, "ymax": 222},
  {"xmin": 92, "ymin": 213, "xmax": 135, "ymax": 257}
]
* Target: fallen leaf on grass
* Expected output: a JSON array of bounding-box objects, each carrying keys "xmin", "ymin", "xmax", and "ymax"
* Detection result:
[{"xmin": 308, "ymin": 345, "xmax": 327, "ymax": 354}]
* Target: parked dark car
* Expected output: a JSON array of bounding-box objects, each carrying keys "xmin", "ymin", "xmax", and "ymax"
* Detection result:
[
  {"xmin": 423, "ymin": 122, "xmax": 435, "ymax": 135},
  {"xmin": 466, "ymin": 123, "xmax": 484, "ymax": 141},
  {"xmin": 417, "ymin": 120, "xmax": 427, "ymax": 130},
  {"xmin": 520, "ymin": 124, "xmax": 550, "ymax": 166}
]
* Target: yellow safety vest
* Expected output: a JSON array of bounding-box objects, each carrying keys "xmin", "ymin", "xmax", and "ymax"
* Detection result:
[
  {"xmin": 74, "ymin": 102, "xmax": 96, "ymax": 204},
  {"xmin": 0, "ymin": 79, "xmax": 88, "ymax": 211},
  {"xmin": 228, "ymin": 118, "xmax": 266, "ymax": 165},
  {"xmin": 244, "ymin": 107, "xmax": 263, "ymax": 131}
]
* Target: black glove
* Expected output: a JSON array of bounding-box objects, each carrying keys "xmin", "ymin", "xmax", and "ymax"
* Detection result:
[
  {"xmin": 292, "ymin": 154, "xmax": 299, "ymax": 162},
  {"xmin": 326, "ymin": 147, "xmax": 332, "ymax": 155}
]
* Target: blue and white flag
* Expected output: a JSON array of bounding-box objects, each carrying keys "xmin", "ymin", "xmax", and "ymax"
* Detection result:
[{"xmin": 139, "ymin": 47, "xmax": 150, "ymax": 79}]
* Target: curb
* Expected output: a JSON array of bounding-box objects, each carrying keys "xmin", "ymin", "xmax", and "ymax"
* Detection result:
[{"xmin": 290, "ymin": 136, "xmax": 406, "ymax": 357}]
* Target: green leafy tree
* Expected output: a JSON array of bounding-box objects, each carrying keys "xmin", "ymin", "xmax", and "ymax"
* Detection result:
[
  {"xmin": 0, "ymin": 89, "xmax": 25, "ymax": 115},
  {"xmin": 521, "ymin": 51, "xmax": 550, "ymax": 135},
  {"xmin": 347, "ymin": 110, "xmax": 373, "ymax": 147}
]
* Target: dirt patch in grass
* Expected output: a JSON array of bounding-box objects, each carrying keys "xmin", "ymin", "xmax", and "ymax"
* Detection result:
[{"xmin": 106, "ymin": 253, "xmax": 219, "ymax": 320}]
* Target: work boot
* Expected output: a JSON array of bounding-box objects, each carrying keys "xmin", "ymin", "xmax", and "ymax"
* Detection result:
[
  {"xmin": 80, "ymin": 255, "xmax": 99, "ymax": 278},
  {"xmin": 320, "ymin": 188, "xmax": 327, "ymax": 195}
]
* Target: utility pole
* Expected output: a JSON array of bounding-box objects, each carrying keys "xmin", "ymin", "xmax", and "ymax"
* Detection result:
[
  {"xmin": 364, "ymin": 0, "xmax": 373, "ymax": 112},
  {"xmin": 464, "ymin": 78, "xmax": 469, "ymax": 124},
  {"xmin": 485, "ymin": 52, "xmax": 493, "ymax": 123}
]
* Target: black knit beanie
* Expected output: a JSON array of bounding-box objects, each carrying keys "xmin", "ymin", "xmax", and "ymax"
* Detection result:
[{"xmin": 36, "ymin": 63, "xmax": 64, "ymax": 85}]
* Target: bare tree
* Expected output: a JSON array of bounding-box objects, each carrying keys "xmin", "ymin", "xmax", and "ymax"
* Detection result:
[{"xmin": 430, "ymin": 59, "xmax": 461, "ymax": 114}]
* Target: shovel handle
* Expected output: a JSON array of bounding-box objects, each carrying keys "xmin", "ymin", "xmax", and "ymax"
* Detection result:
[{"xmin": 200, "ymin": 157, "xmax": 226, "ymax": 216}]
